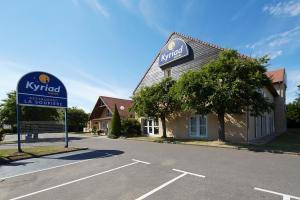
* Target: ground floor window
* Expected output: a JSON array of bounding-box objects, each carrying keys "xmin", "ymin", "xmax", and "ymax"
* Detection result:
[
  {"xmin": 255, "ymin": 113, "xmax": 274, "ymax": 138},
  {"xmin": 269, "ymin": 116, "xmax": 274, "ymax": 134},
  {"xmin": 142, "ymin": 118, "xmax": 159, "ymax": 135},
  {"xmin": 100, "ymin": 121, "xmax": 108, "ymax": 130},
  {"xmin": 189, "ymin": 115, "xmax": 207, "ymax": 138},
  {"xmin": 262, "ymin": 116, "xmax": 267, "ymax": 136}
]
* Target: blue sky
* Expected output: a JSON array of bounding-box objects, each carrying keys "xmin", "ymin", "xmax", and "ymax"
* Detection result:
[{"xmin": 0, "ymin": 0, "xmax": 300, "ymax": 112}]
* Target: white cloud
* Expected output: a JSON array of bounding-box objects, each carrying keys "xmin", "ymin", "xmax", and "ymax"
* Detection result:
[
  {"xmin": 263, "ymin": 1, "xmax": 300, "ymax": 17},
  {"xmin": 86, "ymin": 0, "xmax": 110, "ymax": 18},
  {"xmin": 119, "ymin": 0, "xmax": 135, "ymax": 12},
  {"xmin": 138, "ymin": 0, "xmax": 170, "ymax": 37},
  {"xmin": 268, "ymin": 50, "xmax": 283, "ymax": 59},
  {"xmin": 245, "ymin": 26, "xmax": 300, "ymax": 59},
  {"xmin": 119, "ymin": 0, "xmax": 170, "ymax": 37}
]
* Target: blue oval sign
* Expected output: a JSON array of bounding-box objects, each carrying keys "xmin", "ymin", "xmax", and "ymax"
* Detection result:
[
  {"xmin": 17, "ymin": 71, "xmax": 67, "ymax": 108},
  {"xmin": 158, "ymin": 38, "xmax": 189, "ymax": 67}
]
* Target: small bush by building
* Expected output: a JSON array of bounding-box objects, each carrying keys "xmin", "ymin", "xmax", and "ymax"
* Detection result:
[{"xmin": 121, "ymin": 118, "xmax": 141, "ymax": 137}]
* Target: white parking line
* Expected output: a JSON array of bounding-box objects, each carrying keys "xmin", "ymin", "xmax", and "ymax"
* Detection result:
[
  {"xmin": 254, "ymin": 187, "xmax": 300, "ymax": 200},
  {"xmin": 135, "ymin": 168, "xmax": 205, "ymax": 200},
  {"xmin": 0, "ymin": 153, "xmax": 113, "ymax": 180},
  {"xmin": 9, "ymin": 159, "xmax": 150, "ymax": 200},
  {"xmin": 172, "ymin": 169, "xmax": 206, "ymax": 178},
  {"xmin": 132, "ymin": 159, "xmax": 151, "ymax": 165}
]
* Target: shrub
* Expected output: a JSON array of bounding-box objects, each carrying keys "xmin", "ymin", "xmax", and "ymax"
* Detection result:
[
  {"xmin": 108, "ymin": 104, "xmax": 121, "ymax": 139},
  {"xmin": 92, "ymin": 128, "xmax": 97, "ymax": 135},
  {"xmin": 0, "ymin": 129, "xmax": 7, "ymax": 141},
  {"xmin": 121, "ymin": 118, "xmax": 141, "ymax": 137}
]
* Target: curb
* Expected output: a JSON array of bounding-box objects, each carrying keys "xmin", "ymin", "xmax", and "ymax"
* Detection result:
[{"xmin": 0, "ymin": 147, "xmax": 89, "ymax": 165}]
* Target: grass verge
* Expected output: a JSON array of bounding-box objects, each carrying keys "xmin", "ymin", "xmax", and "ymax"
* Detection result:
[
  {"xmin": 126, "ymin": 129, "xmax": 300, "ymax": 155},
  {"xmin": 0, "ymin": 146, "xmax": 87, "ymax": 164}
]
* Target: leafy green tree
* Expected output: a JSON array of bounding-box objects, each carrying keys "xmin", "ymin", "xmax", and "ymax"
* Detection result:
[
  {"xmin": 131, "ymin": 78, "xmax": 180, "ymax": 138},
  {"xmin": 109, "ymin": 104, "xmax": 121, "ymax": 138},
  {"xmin": 0, "ymin": 91, "xmax": 17, "ymax": 126},
  {"xmin": 67, "ymin": 107, "xmax": 89, "ymax": 132},
  {"xmin": 173, "ymin": 49, "xmax": 273, "ymax": 141},
  {"xmin": 287, "ymin": 85, "xmax": 300, "ymax": 128}
]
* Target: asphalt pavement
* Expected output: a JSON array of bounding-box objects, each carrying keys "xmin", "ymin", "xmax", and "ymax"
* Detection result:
[{"xmin": 0, "ymin": 135, "xmax": 299, "ymax": 200}]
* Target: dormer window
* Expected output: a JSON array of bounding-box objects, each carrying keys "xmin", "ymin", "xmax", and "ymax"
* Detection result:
[
  {"xmin": 106, "ymin": 110, "xmax": 112, "ymax": 117},
  {"xmin": 164, "ymin": 69, "xmax": 171, "ymax": 77}
]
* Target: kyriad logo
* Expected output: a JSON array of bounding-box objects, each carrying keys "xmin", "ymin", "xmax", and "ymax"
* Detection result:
[
  {"xmin": 25, "ymin": 73, "xmax": 61, "ymax": 93},
  {"xmin": 158, "ymin": 38, "xmax": 189, "ymax": 67}
]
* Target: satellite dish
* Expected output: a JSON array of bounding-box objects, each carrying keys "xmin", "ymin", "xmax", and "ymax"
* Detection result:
[{"xmin": 120, "ymin": 106, "xmax": 125, "ymax": 110}]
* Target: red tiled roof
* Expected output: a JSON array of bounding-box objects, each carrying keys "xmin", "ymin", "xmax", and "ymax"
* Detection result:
[
  {"xmin": 89, "ymin": 96, "xmax": 133, "ymax": 120},
  {"xmin": 100, "ymin": 96, "xmax": 133, "ymax": 118},
  {"xmin": 265, "ymin": 68, "xmax": 285, "ymax": 84}
]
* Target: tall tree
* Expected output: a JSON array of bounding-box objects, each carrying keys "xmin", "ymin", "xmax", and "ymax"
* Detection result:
[
  {"xmin": 109, "ymin": 104, "xmax": 121, "ymax": 138},
  {"xmin": 173, "ymin": 49, "xmax": 273, "ymax": 141},
  {"xmin": 0, "ymin": 91, "xmax": 17, "ymax": 126},
  {"xmin": 67, "ymin": 107, "xmax": 89, "ymax": 132},
  {"xmin": 131, "ymin": 78, "xmax": 180, "ymax": 138},
  {"xmin": 287, "ymin": 85, "xmax": 300, "ymax": 128}
]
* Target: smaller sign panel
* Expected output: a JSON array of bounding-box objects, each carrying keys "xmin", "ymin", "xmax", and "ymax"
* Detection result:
[
  {"xmin": 17, "ymin": 71, "xmax": 67, "ymax": 108},
  {"xmin": 158, "ymin": 38, "xmax": 189, "ymax": 67}
]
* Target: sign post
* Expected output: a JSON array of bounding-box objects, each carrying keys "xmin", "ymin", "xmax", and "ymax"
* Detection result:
[
  {"xmin": 16, "ymin": 105, "xmax": 22, "ymax": 152},
  {"xmin": 64, "ymin": 108, "xmax": 68, "ymax": 148},
  {"xmin": 16, "ymin": 71, "xmax": 68, "ymax": 152}
]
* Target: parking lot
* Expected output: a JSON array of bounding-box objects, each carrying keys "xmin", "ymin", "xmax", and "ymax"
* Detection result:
[{"xmin": 0, "ymin": 136, "xmax": 300, "ymax": 200}]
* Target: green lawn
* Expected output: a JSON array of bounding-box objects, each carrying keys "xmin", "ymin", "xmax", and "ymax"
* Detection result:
[
  {"xmin": 262, "ymin": 129, "xmax": 300, "ymax": 153},
  {"xmin": 126, "ymin": 129, "xmax": 300, "ymax": 155},
  {"xmin": 0, "ymin": 146, "xmax": 86, "ymax": 164}
]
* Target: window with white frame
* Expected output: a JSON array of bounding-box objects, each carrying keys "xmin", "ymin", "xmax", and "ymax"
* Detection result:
[
  {"xmin": 189, "ymin": 115, "xmax": 207, "ymax": 138},
  {"xmin": 143, "ymin": 118, "xmax": 159, "ymax": 135}
]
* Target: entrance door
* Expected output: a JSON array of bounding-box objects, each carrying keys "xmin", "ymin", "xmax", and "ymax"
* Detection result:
[{"xmin": 143, "ymin": 118, "xmax": 159, "ymax": 135}]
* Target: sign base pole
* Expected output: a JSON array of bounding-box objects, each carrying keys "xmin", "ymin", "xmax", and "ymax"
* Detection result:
[
  {"xmin": 64, "ymin": 108, "xmax": 68, "ymax": 148},
  {"xmin": 16, "ymin": 104, "xmax": 22, "ymax": 153}
]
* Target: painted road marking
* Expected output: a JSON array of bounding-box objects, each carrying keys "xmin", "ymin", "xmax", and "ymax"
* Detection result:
[
  {"xmin": 135, "ymin": 168, "xmax": 205, "ymax": 200},
  {"xmin": 9, "ymin": 159, "xmax": 150, "ymax": 200},
  {"xmin": 132, "ymin": 159, "xmax": 151, "ymax": 165},
  {"xmin": 172, "ymin": 169, "xmax": 206, "ymax": 178},
  {"xmin": 0, "ymin": 153, "xmax": 113, "ymax": 180},
  {"xmin": 254, "ymin": 187, "xmax": 300, "ymax": 200}
]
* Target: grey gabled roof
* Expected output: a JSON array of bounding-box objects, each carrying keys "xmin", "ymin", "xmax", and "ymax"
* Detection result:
[
  {"xmin": 133, "ymin": 32, "xmax": 231, "ymax": 93},
  {"xmin": 133, "ymin": 32, "xmax": 279, "ymax": 98}
]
